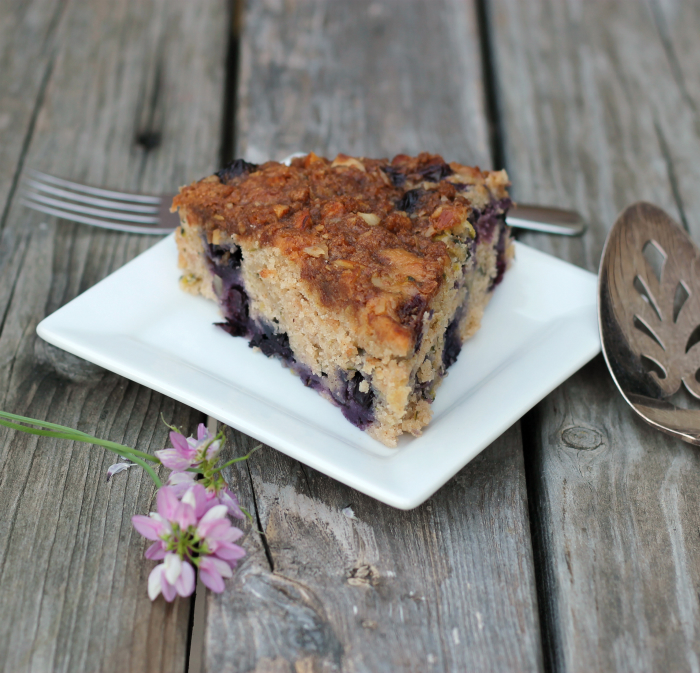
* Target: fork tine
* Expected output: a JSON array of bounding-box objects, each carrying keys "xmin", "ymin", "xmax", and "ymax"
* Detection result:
[
  {"xmin": 23, "ymin": 190, "xmax": 161, "ymax": 224},
  {"xmin": 20, "ymin": 198, "xmax": 172, "ymax": 235},
  {"xmin": 26, "ymin": 169, "xmax": 162, "ymax": 204},
  {"xmin": 24, "ymin": 178, "xmax": 161, "ymax": 213}
]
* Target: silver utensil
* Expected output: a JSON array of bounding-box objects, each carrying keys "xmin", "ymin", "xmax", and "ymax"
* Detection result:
[
  {"xmin": 21, "ymin": 170, "xmax": 178, "ymax": 235},
  {"xmin": 599, "ymin": 201, "xmax": 700, "ymax": 445},
  {"xmin": 20, "ymin": 168, "xmax": 586, "ymax": 236}
]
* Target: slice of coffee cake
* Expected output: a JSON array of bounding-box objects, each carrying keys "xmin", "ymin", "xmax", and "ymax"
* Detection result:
[{"xmin": 173, "ymin": 153, "xmax": 512, "ymax": 446}]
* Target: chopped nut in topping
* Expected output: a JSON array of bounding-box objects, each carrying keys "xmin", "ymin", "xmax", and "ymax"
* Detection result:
[
  {"xmin": 333, "ymin": 260, "xmax": 355, "ymax": 269},
  {"xmin": 331, "ymin": 154, "xmax": 366, "ymax": 172},
  {"xmin": 358, "ymin": 212, "xmax": 380, "ymax": 226},
  {"xmin": 304, "ymin": 244, "xmax": 328, "ymax": 258},
  {"xmin": 273, "ymin": 204, "xmax": 290, "ymax": 218}
]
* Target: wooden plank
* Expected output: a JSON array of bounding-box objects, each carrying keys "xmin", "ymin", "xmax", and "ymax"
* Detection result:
[
  {"xmin": 489, "ymin": 0, "xmax": 700, "ymax": 669},
  {"xmin": 0, "ymin": 0, "xmax": 65, "ymax": 218},
  {"xmin": 0, "ymin": 0, "xmax": 229, "ymax": 670},
  {"xmin": 203, "ymin": 1, "xmax": 543, "ymax": 671}
]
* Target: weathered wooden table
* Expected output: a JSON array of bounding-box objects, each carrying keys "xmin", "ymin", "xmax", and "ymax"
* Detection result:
[{"xmin": 2, "ymin": 1, "xmax": 700, "ymax": 671}]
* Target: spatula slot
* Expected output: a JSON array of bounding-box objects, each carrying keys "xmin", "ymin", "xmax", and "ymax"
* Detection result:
[
  {"xmin": 673, "ymin": 281, "xmax": 690, "ymax": 323},
  {"xmin": 642, "ymin": 239, "xmax": 666, "ymax": 282},
  {"xmin": 640, "ymin": 354, "xmax": 667, "ymax": 379},
  {"xmin": 633, "ymin": 315, "xmax": 664, "ymax": 350},
  {"xmin": 634, "ymin": 275, "xmax": 662, "ymax": 321},
  {"xmin": 686, "ymin": 324, "xmax": 700, "ymax": 354}
]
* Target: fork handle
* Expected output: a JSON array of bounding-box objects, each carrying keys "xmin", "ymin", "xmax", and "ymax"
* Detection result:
[{"xmin": 506, "ymin": 204, "xmax": 586, "ymax": 236}]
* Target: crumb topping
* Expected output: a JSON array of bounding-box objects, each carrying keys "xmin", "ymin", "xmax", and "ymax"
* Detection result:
[{"xmin": 173, "ymin": 152, "xmax": 509, "ymax": 356}]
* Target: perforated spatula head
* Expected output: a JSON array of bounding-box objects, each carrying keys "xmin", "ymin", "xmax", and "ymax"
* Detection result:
[{"xmin": 599, "ymin": 201, "xmax": 700, "ymax": 444}]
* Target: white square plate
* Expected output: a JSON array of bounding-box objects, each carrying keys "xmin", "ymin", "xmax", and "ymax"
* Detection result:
[{"xmin": 37, "ymin": 235, "xmax": 599, "ymax": 509}]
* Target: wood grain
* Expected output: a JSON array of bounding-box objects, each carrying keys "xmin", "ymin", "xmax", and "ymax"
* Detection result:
[
  {"xmin": 0, "ymin": 0, "xmax": 66, "ymax": 223},
  {"xmin": 489, "ymin": 0, "xmax": 700, "ymax": 669},
  {"xmin": 204, "ymin": 1, "xmax": 543, "ymax": 671},
  {"xmin": 0, "ymin": 0, "xmax": 228, "ymax": 670}
]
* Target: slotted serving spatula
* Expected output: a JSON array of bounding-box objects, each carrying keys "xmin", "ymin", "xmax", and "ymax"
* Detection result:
[{"xmin": 599, "ymin": 201, "xmax": 700, "ymax": 444}]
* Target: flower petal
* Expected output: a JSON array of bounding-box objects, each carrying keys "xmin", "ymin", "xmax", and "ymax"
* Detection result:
[
  {"xmin": 157, "ymin": 487, "xmax": 180, "ymax": 520},
  {"xmin": 164, "ymin": 552, "xmax": 182, "ymax": 585},
  {"xmin": 132, "ymin": 515, "xmax": 162, "ymax": 541},
  {"xmin": 220, "ymin": 489, "xmax": 245, "ymax": 519},
  {"xmin": 198, "ymin": 558, "xmax": 225, "ymax": 593},
  {"xmin": 221, "ymin": 526, "xmax": 244, "ymax": 543},
  {"xmin": 174, "ymin": 501, "xmax": 197, "ymax": 530},
  {"xmin": 161, "ymin": 576, "xmax": 177, "ymax": 602},
  {"xmin": 212, "ymin": 541, "xmax": 246, "ymax": 561},
  {"xmin": 148, "ymin": 564, "xmax": 164, "ymax": 601},
  {"xmin": 198, "ymin": 518, "xmax": 231, "ymax": 540},
  {"xmin": 183, "ymin": 484, "xmax": 213, "ymax": 520},
  {"xmin": 166, "ymin": 471, "xmax": 197, "ymax": 497},
  {"xmin": 170, "ymin": 430, "xmax": 198, "ymax": 459},
  {"xmin": 204, "ymin": 556, "xmax": 233, "ymax": 579},
  {"xmin": 175, "ymin": 560, "xmax": 196, "ymax": 597},
  {"xmin": 205, "ymin": 440, "xmax": 222, "ymax": 460},
  {"xmin": 199, "ymin": 504, "xmax": 228, "ymax": 524},
  {"xmin": 197, "ymin": 423, "xmax": 209, "ymax": 441},
  {"xmin": 155, "ymin": 449, "xmax": 194, "ymax": 471},
  {"xmin": 145, "ymin": 542, "xmax": 166, "ymax": 560},
  {"xmin": 106, "ymin": 462, "xmax": 135, "ymax": 481},
  {"xmin": 181, "ymin": 489, "xmax": 196, "ymax": 509}
]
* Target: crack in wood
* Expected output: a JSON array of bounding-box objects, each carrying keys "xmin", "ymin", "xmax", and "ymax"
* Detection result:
[
  {"xmin": 521, "ymin": 407, "xmax": 558, "ymax": 673},
  {"xmin": 220, "ymin": 0, "xmax": 242, "ymax": 167},
  {"xmin": 475, "ymin": 0, "xmax": 505, "ymax": 172},
  {"xmin": 298, "ymin": 462, "xmax": 313, "ymax": 497},
  {"xmin": 246, "ymin": 459, "xmax": 275, "ymax": 572}
]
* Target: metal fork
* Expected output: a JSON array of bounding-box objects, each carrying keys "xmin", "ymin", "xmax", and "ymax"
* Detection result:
[
  {"xmin": 20, "ymin": 169, "xmax": 179, "ymax": 235},
  {"xmin": 20, "ymin": 169, "xmax": 586, "ymax": 236}
]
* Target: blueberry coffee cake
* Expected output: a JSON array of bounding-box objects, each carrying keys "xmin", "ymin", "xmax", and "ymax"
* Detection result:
[{"xmin": 173, "ymin": 152, "xmax": 513, "ymax": 447}]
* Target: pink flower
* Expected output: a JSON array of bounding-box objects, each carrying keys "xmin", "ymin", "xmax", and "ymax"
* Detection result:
[
  {"xmin": 198, "ymin": 556, "xmax": 233, "ymax": 593},
  {"xmin": 132, "ymin": 483, "xmax": 245, "ymax": 601},
  {"xmin": 148, "ymin": 554, "xmax": 196, "ymax": 601},
  {"xmin": 197, "ymin": 505, "xmax": 245, "ymax": 569},
  {"xmin": 155, "ymin": 424, "xmax": 221, "ymax": 472},
  {"xmin": 195, "ymin": 506, "xmax": 245, "ymax": 592}
]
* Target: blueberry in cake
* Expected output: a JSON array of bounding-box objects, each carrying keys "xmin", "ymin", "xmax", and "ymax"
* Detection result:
[{"xmin": 173, "ymin": 152, "xmax": 513, "ymax": 447}]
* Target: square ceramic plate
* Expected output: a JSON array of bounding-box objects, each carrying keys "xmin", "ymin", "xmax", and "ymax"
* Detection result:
[{"xmin": 37, "ymin": 235, "xmax": 599, "ymax": 509}]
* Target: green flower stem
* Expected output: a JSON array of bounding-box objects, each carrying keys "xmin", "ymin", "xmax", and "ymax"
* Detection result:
[
  {"xmin": 239, "ymin": 505, "xmax": 254, "ymax": 523},
  {"xmin": 0, "ymin": 418, "xmax": 158, "ymax": 463},
  {"xmin": 122, "ymin": 455, "xmax": 163, "ymax": 487},
  {"xmin": 0, "ymin": 419, "xmax": 163, "ymax": 487},
  {"xmin": 0, "ymin": 409, "xmax": 95, "ymax": 437},
  {"xmin": 211, "ymin": 444, "xmax": 262, "ymax": 474}
]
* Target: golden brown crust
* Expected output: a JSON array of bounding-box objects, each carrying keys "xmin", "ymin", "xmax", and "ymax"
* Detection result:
[{"xmin": 173, "ymin": 152, "xmax": 509, "ymax": 357}]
